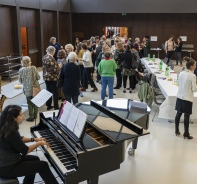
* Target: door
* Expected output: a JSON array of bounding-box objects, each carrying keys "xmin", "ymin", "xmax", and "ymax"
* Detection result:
[{"xmin": 20, "ymin": 27, "xmax": 28, "ymax": 56}]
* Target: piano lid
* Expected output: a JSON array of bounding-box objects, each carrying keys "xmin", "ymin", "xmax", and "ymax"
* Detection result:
[{"xmin": 76, "ymin": 99, "xmax": 149, "ymax": 142}]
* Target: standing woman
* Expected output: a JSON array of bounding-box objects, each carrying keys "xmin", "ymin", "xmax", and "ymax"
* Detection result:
[
  {"xmin": 19, "ymin": 56, "xmax": 40, "ymax": 122},
  {"xmin": 76, "ymin": 43, "xmax": 84, "ymax": 87},
  {"xmin": 122, "ymin": 45, "xmax": 137, "ymax": 93},
  {"xmin": 49, "ymin": 37, "xmax": 62, "ymax": 61},
  {"xmin": 165, "ymin": 35, "xmax": 174, "ymax": 65},
  {"xmin": 174, "ymin": 37, "xmax": 183, "ymax": 66},
  {"xmin": 98, "ymin": 52, "xmax": 117, "ymax": 100},
  {"xmin": 59, "ymin": 52, "xmax": 80, "ymax": 105},
  {"xmin": 175, "ymin": 59, "xmax": 197, "ymax": 139},
  {"xmin": 65, "ymin": 44, "xmax": 74, "ymax": 62},
  {"xmin": 114, "ymin": 42, "xmax": 124, "ymax": 89},
  {"xmin": 0, "ymin": 105, "xmax": 58, "ymax": 184},
  {"xmin": 80, "ymin": 44, "xmax": 98, "ymax": 92},
  {"xmin": 43, "ymin": 46, "xmax": 60, "ymax": 110}
]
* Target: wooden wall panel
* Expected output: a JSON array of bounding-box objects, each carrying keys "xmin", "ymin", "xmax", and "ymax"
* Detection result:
[
  {"xmin": 0, "ymin": 6, "xmax": 16, "ymax": 56},
  {"xmin": 59, "ymin": 12, "xmax": 69, "ymax": 46},
  {"xmin": 20, "ymin": 8, "xmax": 39, "ymax": 66},
  {"xmin": 42, "ymin": 10, "xmax": 57, "ymax": 54}
]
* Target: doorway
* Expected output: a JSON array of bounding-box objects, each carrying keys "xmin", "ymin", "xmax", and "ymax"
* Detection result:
[{"xmin": 20, "ymin": 27, "xmax": 28, "ymax": 56}]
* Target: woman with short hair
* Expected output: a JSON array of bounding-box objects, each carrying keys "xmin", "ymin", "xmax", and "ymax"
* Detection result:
[
  {"xmin": 49, "ymin": 37, "xmax": 62, "ymax": 61},
  {"xmin": 59, "ymin": 52, "xmax": 80, "ymax": 105},
  {"xmin": 43, "ymin": 46, "xmax": 60, "ymax": 110},
  {"xmin": 0, "ymin": 105, "xmax": 58, "ymax": 184},
  {"xmin": 19, "ymin": 56, "xmax": 40, "ymax": 122},
  {"xmin": 80, "ymin": 44, "xmax": 98, "ymax": 92},
  {"xmin": 98, "ymin": 52, "xmax": 117, "ymax": 100},
  {"xmin": 175, "ymin": 59, "xmax": 197, "ymax": 139}
]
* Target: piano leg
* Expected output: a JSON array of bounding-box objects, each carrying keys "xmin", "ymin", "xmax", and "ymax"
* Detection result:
[
  {"xmin": 128, "ymin": 137, "xmax": 138, "ymax": 155},
  {"xmin": 87, "ymin": 176, "xmax": 99, "ymax": 184}
]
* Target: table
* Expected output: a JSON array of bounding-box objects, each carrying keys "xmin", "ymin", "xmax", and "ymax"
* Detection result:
[
  {"xmin": 1, "ymin": 71, "xmax": 46, "ymax": 111},
  {"xmin": 141, "ymin": 58, "xmax": 197, "ymax": 120},
  {"xmin": 151, "ymin": 48, "xmax": 162, "ymax": 58}
]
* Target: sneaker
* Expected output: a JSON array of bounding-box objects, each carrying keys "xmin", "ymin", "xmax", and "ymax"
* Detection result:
[
  {"xmin": 26, "ymin": 117, "xmax": 34, "ymax": 122},
  {"xmin": 79, "ymin": 93, "xmax": 83, "ymax": 97}
]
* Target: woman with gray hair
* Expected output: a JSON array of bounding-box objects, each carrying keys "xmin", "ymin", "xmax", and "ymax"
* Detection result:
[
  {"xmin": 43, "ymin": 46, "xmax": 60, "ymax": 110},
  {"xmin": 59, "ymin": 52, "xmax": 80, "ymax": 105},
  {"xmin": 49, "ymin": 36, "xmax": 62, "ymax": 61},
  {"xmin": 19, "ymin": 56, "xmax": 40, "ymax": 122}
]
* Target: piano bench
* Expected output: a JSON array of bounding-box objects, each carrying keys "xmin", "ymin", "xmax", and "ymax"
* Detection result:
[{"xmin": 0, "ymin": 177, "xmax": 19, "ymax": 184}]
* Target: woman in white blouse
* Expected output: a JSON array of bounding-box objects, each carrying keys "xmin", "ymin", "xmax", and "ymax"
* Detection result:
[
  {"xmin": 80, "ymin": 44, "xmax": 98, "ymax": 92},
  {"xmin": 175, "ymin": 58, "xmax": 197, "ymax": 139}
]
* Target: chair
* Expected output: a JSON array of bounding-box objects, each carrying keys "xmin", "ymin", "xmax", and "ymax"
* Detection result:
[
  {"xmin": 150, "ymin": 74, "xmax": 163, "ymax": 96},
  {"xmin": 0, "ymin": 177, "xmax": 19, "ymax": 184},
  {"xmin": 151, "ymin": 86, "xmax": 165, "ymax": 122}
]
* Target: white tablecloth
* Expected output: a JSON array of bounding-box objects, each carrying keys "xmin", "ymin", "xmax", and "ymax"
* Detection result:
[{"xmin": 141, "ymin": 58, "xmax": 197, "ymax": 120}]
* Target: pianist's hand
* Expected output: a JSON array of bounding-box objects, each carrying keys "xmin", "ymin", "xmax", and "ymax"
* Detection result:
[
  {"xmin": 39, "ymin": 140, "xmax": 50, "ymax": 148},
  {"xmin": 35, "ymin": 137, "xmax": 46, "ymax": 142}
]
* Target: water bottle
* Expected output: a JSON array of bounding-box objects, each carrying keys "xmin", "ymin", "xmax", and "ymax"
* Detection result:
[
  {"xmin": 153, "ymin": 54, "xmax": 155, "ymax": 62},
  {"xmin": 165, "ymin": 66, "xmax": 169, "ymax": 76},
  {"xmin": 159, "ymin": 60, "xmax": 163, "ymax": 70},
  {"xmin": 148, "ymin": 54, "xmax": 150, "ymax": 61}
]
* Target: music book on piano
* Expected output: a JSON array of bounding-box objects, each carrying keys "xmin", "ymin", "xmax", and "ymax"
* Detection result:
[
  {"xmin": 129, "ymin": 101, "xmax": 147, "ymax": 114},
  {"xmin": 58, "ymin": 101, "xmax": 87, "ymax": 138}
]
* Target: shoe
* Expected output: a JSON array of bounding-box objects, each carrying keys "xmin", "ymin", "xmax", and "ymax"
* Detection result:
[
  {"xmin": 91, "ymin": 87, "xmax": 98, "ymax": 92},
  {"xmin": 183, "ymin": 134, "xmax": 193, "ymax": 139},
  {"xmin": 113, "ymin": 93, "xmax": 116, "ymax": 95},
  {"xmin": 79, "ymin": 93, "xmax": 83, "ymax": 97},
  {"xmin": 80, "ymin": 88, "xmax": 86, "ymax": 92},
  {"xmin": 54, "ymin": 108, "xmax": 59, "ymax": 110},
  {"xmin": 123, "ymin": 90, "xmax": 126, "ymax": 93},
  {"xmin": 26, "ymin": 117, "xmax": 34, "ymax": 122},
  {"xmin": 175, "ymin": 131, "xmax": 180, "ymax": 136},
  {"xmin": 129, "ymin": 90, "xmax": 132, "ymax": 93},
  {"xmin": 106, "ymin": 94, "xmax": 108, "ymax": 97},
  {"xmin": 47, "ymin": 106, "xmax": 54, "ymax": 110},
  {"xmin": 113, "ymin": 86, "xmax": 119, "ymax": 89}
]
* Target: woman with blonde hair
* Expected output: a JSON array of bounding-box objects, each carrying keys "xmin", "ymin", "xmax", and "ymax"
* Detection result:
[
  {"xmin": 65, "ymin": 44, "xmax": 74, "ymax": 62},
  {"xmin": 19, "ymin": 56, "xmax": 40, "ymax": 122}
]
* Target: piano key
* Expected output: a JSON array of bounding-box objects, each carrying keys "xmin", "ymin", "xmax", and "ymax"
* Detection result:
[{"xmin": 34, "ymin": 131, "xmax": 76, "ymax": 174}]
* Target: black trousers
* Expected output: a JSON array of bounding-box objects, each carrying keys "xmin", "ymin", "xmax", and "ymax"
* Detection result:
[
  {"xmin": 123, "ymin": 75, "xmax": 136, "ymax": 89},
  {"xmin": 97, "ymin": 70, "xmax": 101, "ymax": 81},
  {"xmin": 64, "ymin": 94, "xmax": 78, "ymax": 105},
  {"xmin": 166, "ymin": 51, "xmax": 174, "ymax": 64},
  {"xmin": 115, "ymin": 69, "xmax": 122, "ymax": 88},
  {"xmin": 79, "ymin": 65, "xmax": 84, "ymax": 86},
  {"xmin": 0, "ymin": 155, "xmax": 58, "ymax": 184},
  {"xmin": 175, "ymin": 112, "xmax": 190, "ymax": 136},
  {"xmin": 45, "ymin": 81, "xmax": 59, "ymax": 109},
  {"xmin": 83, "ymin": 67, "xmax": 96, "ymax": 88}
]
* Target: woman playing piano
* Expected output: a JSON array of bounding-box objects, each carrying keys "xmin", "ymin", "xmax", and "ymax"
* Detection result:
[{"xmin": 0, "ymin": 105, "xmax": 58, "ymax": 184}]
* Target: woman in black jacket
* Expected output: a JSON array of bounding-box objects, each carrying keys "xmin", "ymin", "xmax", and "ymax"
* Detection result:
[
  {"xmin": 114, "ymin": 42, "xmax": 124, "ymax": 89},
  {"xmin": 0, "ymin": 105, "xmax": 58, "ymax": 184},
  {"xmin": 59, "ymin": 52, "xmax": 80, "ymax": 105},
  {"xmin": 122, "ymin": 45, "xmax": 137, "ymax": 93},
  {"xmin": 174, "ymin": 37, "xmax": 183, "ymax": 66}
]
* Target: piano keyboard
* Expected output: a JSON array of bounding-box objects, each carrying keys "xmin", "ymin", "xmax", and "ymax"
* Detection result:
[{"xmin": 34, "ymin": 130, "xmax": 77, "ymax": 174}]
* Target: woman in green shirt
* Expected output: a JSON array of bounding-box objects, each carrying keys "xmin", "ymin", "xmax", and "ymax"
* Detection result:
[{"xmin": 98, "ymin": 52, "xmax": 117, "ymax": 100}]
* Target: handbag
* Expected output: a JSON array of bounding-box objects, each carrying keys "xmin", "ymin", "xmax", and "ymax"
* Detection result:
[{"xmin": 31, "ymin": 67, "xmax": 41, "ymax": 97}]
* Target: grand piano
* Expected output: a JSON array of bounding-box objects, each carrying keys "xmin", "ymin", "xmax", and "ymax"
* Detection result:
[{"xmin": 31, "ymin": 99, "xmax": 150, "ymax": 184}]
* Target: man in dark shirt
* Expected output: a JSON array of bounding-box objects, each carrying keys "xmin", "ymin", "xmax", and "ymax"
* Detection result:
[{"xmin": 49, "ymin": 37, "xmax": 62, "ymax": 61}]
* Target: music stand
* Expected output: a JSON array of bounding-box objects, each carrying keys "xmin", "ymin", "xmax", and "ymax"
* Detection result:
[{"xmin": 31, "ymin": 89, "xmax": 53, "ymax": 125}]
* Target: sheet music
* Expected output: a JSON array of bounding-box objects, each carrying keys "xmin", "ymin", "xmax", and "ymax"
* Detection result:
[
  {"xmin": 67, "ymin": 106, "xmax": 80, "ymax": 131},
  {"xmin": 42, "ymin": 110, "xmax": 59, "ymax": 118},
  {"xmin": 106, "ymin": 99, "xmax": 128, "ymax": 109},
  {"xmin": 59, "ymin": 101, "xmax": 73, "ymax": 126},
  {"xmin": 73, "ymin": 111, "xmax": 87, "ymax": 138},
  {"xmin": 58, "ymin": 101, "xmax": 87, "ymax": 138},
  {"xmin": 31, "ymin": 89, "xmax": 52, "ymax": 107}
]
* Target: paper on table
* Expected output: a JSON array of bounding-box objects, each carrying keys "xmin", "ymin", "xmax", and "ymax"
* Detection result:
[
  {"xmin": 59, "ymin": 101, "xmax": 73, "ymax": 126},
  {"xmin": 42, "ymin": 110, "xmax": 59, "ymax": 118},
  {"xmin": 107, "ymin": 99, "xmax": 128, "ymax": 109},
  {"xmin": 31, "ymin": 89, "xmax": 52, "ymax": 107},
  {"xmin": 67, "ymin": 106, "xmax": 80, "ymax": 131},
  {"xmin": 73, "ymin": 111, "xmax": 87, "ymax": 138}
]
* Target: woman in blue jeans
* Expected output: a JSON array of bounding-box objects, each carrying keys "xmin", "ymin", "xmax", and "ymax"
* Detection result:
[{"xmin": 98, "ymin": 52, "xmax": 117, "ymax": 100}]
